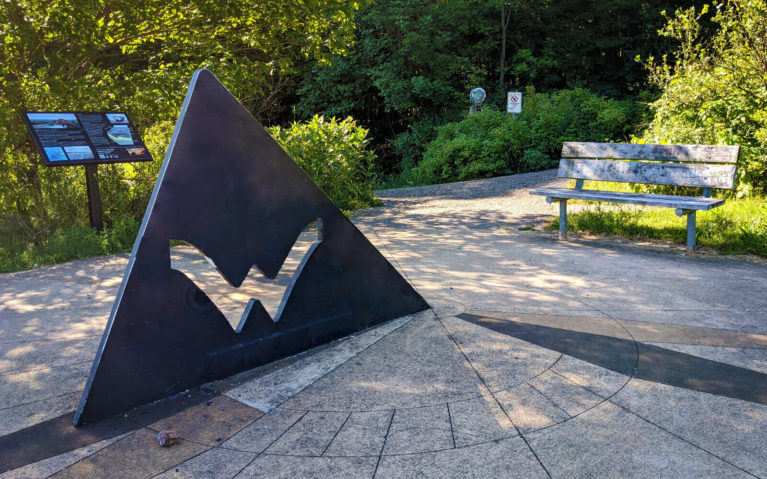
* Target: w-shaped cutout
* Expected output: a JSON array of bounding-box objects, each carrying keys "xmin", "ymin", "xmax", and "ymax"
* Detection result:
[
  {"xmin": 74, "ymin": 70, "xmax": 428, "ymax": 425},
  {"xmin": 170, "ymin": 219, "xmax": 323, "ymax": 330}
]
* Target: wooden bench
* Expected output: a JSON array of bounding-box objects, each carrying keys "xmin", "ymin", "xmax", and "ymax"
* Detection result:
[{"xmin": 530, "ymin": 142, "xmax": 740, "ymax": 250}]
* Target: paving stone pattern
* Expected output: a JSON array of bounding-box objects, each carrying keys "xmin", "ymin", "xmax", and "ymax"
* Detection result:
[{"xmin": 2, "ymin": 170, "xmax": 767, "ymax": 478}]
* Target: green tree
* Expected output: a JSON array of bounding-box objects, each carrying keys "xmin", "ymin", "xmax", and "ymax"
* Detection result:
[
  {"xmin": 0, "ymin": 0, "xmax": 363, "ymax": 242},
  {"xmin": 643, "ymin": 0, "xmax": 767, "ymax": 195},
  {"xmin": 297, "ymin": 0, "xmax": 697, "ymax": 182},
  {"xmin": 297, "ymin": 0, "xmax": 498, "ymax": 177},
  {"xmin": 505, "ymin": 0, "xmax": 701, "ymax": 95}
]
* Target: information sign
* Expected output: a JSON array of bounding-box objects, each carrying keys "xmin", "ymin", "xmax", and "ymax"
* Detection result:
[
  {"xmin": 507, "ymin": 92, "xmax": 523, "ymax": 114},
  {"xmin": 22, "ymin": 111, "xmax": 153, "ymax": 166}
]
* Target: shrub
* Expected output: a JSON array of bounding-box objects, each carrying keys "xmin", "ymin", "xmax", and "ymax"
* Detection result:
[
  {"xmin": 43, "ymin": 226, "xmax": 106, "ymax": 263},
  {"xmin": 104, "ymin": 215, "xmax": 142, "ymax": 251},
  {"xmin": 413, "ymin": 88, "xmax": 641, "ymax": 185},
  {"xmin": 411, "ymin": 111, "xmax": 529, "ymax": 183},
  {"xmin": 523, "ymin": 88, "xmax": 640, "ymax": 158},
  {"xmin": 520, "ymin": 149, "xmax": 551, "ymax": 171},
  {"xmin": 642, "ymin": 1, "xmax": 767, "ymax": 196},
  {"xmin": 391, "ymin": 116, "xmax": 445, "ymax": 175},
  {"xmin": 268, "ymin": 116, "xmax": 380, "ymax": 211}
]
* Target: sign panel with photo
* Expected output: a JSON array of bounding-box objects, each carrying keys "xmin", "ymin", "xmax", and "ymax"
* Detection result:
[{"xmin": 22, "ymin": 111, "xmax": 154, "ymax": 166}]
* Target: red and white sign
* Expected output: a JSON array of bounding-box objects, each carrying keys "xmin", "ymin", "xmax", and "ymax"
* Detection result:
[{"xmin": 507, "ymin": 92, "xmax": 522, "ymax": 114}]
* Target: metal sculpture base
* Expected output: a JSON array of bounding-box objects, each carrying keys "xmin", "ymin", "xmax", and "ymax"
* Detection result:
[{"xmin": 74, "ymin": 70, "xmax": 429, "ymax": 426}]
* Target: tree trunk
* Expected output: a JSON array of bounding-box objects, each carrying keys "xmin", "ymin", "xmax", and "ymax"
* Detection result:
[{"xmin": 499, "ymin": 3, "xmax": 513, "ymax": 88}]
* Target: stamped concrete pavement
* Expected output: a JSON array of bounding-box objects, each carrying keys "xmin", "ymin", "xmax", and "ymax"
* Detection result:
[{"xmin": 1, "ymin": 170, "xmax": 767, "ymax": 478}]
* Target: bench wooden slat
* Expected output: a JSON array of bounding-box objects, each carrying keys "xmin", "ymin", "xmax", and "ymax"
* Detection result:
[
  {"xmin": 558, "ymin": 158, "xmax": 737, "ymax": 189},
  {"xmin": 562, "ymin": 142, "xmax": 739, "ymax": 164},
  {"xmin": 530, "ymin": 188, "xmax": 725, "ymax": 210}
]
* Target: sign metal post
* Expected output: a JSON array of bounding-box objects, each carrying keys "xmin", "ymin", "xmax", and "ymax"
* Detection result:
[{"xmin": 84, "ymin": 164, "xmax": 104, "ymax": 231}]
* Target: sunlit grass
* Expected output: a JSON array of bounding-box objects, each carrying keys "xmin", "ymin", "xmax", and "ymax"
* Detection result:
[
  {"xmin": 548, "ymin": 197, "xmax": 767, "ymax": 256},
  {"xmin": 0, "ymin": 216, "xmax": 140, "ymax": 273}
]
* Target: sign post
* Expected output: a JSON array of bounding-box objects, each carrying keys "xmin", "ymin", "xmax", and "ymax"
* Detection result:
[
  {"xmin": 507, "ymin": 91, "xmax": 523, "ymax": 119},
  {"xmin": 84, "ymin": 164, "xmax": 104, "ymax": 231},
  {"xmin": 22, "ymin": 112, "xmax": 153, "ymax": 231}
]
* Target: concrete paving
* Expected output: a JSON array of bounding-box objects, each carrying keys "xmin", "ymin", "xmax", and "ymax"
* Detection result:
[{"xmin": 2, "ymin": 169, "xmax": 767, "ymax": 478}]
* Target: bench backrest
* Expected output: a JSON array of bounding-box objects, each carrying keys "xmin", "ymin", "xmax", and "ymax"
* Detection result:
[{"xmin": 559, "ymin": 142, "xmax": 740, "ymax": 190}]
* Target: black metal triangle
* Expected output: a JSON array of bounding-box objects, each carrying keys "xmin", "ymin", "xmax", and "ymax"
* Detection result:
[{"xmin": 74, "ymin": 70, "xmax": 429, "ymax": 426}]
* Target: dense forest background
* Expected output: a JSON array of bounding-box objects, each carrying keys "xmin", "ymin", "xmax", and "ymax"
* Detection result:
[{"xmin": 1, "ymin": 0, "xmax": 765, "ymax": 269}]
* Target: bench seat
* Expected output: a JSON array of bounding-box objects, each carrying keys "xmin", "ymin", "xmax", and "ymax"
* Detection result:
[{"xmin": 531, "ymin": 188, "xmax": 725, "ymax": 211}]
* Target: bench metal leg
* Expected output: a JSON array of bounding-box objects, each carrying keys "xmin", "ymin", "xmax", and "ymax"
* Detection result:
[
  {"xmin": 559, "ymin": 200, "xmax": 567, "ymax": 239},
  {"xmin": 676, "ymin": 208, "xmax": 698, "ymax": 251},
  {"xmin": 686, "ymin": 211, "xmax": 696, "ymax": 250}
]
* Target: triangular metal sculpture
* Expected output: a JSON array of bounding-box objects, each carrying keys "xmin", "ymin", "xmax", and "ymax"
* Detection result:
[{"xmin": 74, "ymin": 70, "xmax": 429, "ymax": 426}]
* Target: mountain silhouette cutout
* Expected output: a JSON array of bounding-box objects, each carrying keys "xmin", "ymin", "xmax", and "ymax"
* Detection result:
[{"xmin": 74, "ymin": 70, "xmax": 429, "ymax": 426}]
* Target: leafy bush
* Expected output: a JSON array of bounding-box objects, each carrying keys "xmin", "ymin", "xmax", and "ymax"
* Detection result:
[
  {"xmin": 410, "ymin": 111, "xmax": 527, "ymax": 184},
  {"xmin": 103, "ymin": 215, "xmax": 143, "ymax": 252},
  {"xmin": 43, "ymin": 227, "xmax": 107, "ymax": 263},
  {"xmin": 642, "ymin": 1, "xmax": 767, "ymax": 196},
  {"xmin": 391, "ymin": 116, "xmax": 445, "ymax": 175},
  {"xmin": 523, "ymin": 88, "xmax": 640, "ymax": 158},
  {"xmin": 269, "ymin": 116, "xmax": 380, "ymax": 211},
  {"xmin": 413, "ymin": 88, "xmax": 642, "ymax": 185}
]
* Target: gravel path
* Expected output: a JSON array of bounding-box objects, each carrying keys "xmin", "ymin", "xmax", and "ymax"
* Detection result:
[{"xmin": 353, "ymin": 169, "xmax": 573, "ymax": 230}]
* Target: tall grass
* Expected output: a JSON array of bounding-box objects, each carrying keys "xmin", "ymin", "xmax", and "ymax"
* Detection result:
[
  {"xmin": 552, "ymin": 198, "xmax": 767, "ymax": 256},
  {"xmin": 0, "ymin": 216, "xmax": 140, "ymax": 273}
]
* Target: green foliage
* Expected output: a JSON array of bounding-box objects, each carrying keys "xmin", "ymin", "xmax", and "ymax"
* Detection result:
[
  {"xmin": 412, "ymin": 88, "xmax": 642, "ymax": 185},
  {"xmin": 297, "ymin": 0, "xmax": 696, "ymax": 180},
  {"xmin": 297, "ymin": 0, "xmax": 497, "ymax": 176},
  {"xmin": 390, "ymin": 116, "xmax": 446, "ymax": 176},
  {"xmin": 103, "ymin": 215, "xmax": 144, "ymax": 252},
  {"xmin": 44, "ymin": 227, "xmax": 111, "ymax": 263},
  {"xmin": 268, "ymin": 116, "xmax": 379, "ymax": 211},
  {"xmin": 0, "ymin": 0, "xmax": 727, "ymax": 270},
  {"xmin": 552, "ymin": 199, "xmax": 767, "ymax": 257},
  {"xmin": 0, "ymin": 124, "xmax": 168, "ymax": 249},
  {"xmin": 511, "ymin": 0, "xmax": 702, "ymax": 95},
  {"xmin": 0, "ymin": 0, "xmax": 363, "ymax": 268},
  {"xmin": 522, "ymin": 88, "xmax": 642, "ymax": 158},
  {"xmin": 643, "ymin": 0, "xmax": 767, "ymax": 195},
  {"xmin": 410, "ymin": 110, "xmax": 527, "ymax": 184}
]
